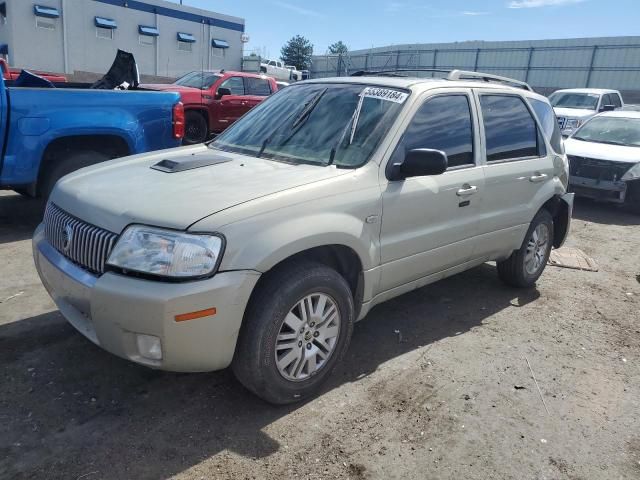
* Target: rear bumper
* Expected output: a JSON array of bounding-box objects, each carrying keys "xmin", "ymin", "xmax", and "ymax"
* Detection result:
[
  {"xmin": 33, "ymin": 224, "xmax": 260, "ymax": 372},
  {"xmin": 569, "ymin": 175, "xmax": 627, "ymax": 203}
]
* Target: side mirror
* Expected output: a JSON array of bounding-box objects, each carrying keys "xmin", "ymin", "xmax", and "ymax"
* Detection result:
[
  {"xmin": 600, "ymin": 104, "xmax": 615, "ymax": 112},
  {"xmin": 389, "ymin": 148, "xmax": 448, "ymax": 181},
  {"xmin": 216, "ymin": 87, "xmax": 232, "ymax": 99}
]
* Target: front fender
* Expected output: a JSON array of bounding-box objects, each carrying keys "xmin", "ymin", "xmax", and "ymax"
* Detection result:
[{"xmin": 212, "ymin": 211, "xmax": 377, "ymax": 274}]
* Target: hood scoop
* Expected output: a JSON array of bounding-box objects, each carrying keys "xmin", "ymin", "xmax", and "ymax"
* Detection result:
[{"xmin": 151, "ymin": 154, "xmax": 232, "ymax": 173}]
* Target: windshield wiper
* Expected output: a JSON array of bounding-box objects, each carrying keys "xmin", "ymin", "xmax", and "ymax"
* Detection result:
[
  {"xmin": 291, "ymin": 88, "xmax": 327, "ymax": 130},
  {"xmin": 328, "ymin": 91, "xmax": 366, "ymax": 165}
]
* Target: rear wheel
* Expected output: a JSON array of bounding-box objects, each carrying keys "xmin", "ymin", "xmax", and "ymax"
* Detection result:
[
  {"xmin": 40, "ymin": 151, "xmax": 109, "ymax": 200},
  {"xmin": 183, "ymin": 111, "xmax": 208, "ymax": 145},
  {"xmin": 497, "ymin": 209, "xmax": 554, "ymax": 288},
  {"xmin": 232, "ymin": 261, "xmax": 355, "ymax": 405}
]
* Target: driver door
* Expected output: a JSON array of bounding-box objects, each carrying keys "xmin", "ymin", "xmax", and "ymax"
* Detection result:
[
  {"xmin": 213, "ymin": 76, "xmax": 247, "ymax": 131},
  {"xmin": 379, "ymin": 90, "xmax": 484, "ymax": 294}
]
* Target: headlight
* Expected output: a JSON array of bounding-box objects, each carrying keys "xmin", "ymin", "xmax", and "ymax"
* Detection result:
[
  {"xmin": 107, "ymin": 225, "xmax": 224, "ymax": 279},
  {"xmin": 565, "ymin": 118, "xmax": 583, "ymax": 129},
  {"xmin": 622, "ymin": 163, "xmax": 640, "ymax": 181}
]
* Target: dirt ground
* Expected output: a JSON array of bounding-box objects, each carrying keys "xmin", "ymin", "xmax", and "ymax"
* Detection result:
[{"xmin": 1, "ymin": 190, "xmax": 639, "ymax": 480}]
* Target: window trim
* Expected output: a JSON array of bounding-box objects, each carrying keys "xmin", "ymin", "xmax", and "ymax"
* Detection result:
[
  {"xmin": 385, "ymin": 91, "xmax": 479, "ymax": 180},
  {"xmin": 476, "ymin": 91, "xmax": 546, "ymax": 165}
]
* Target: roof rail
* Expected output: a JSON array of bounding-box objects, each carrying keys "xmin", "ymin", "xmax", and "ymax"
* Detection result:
[
  {"xmin": 447, "ymin": 70, "xmax": 533, "ymax": 91},
  {"xmin": 351, "ymin": 68, "xmax": 453, "ymax": 77}
]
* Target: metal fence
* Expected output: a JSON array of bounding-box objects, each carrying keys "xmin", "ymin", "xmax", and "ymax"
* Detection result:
[{"xmin": 310, "ymin": 38, "xmax": 640, "ymax": 102}]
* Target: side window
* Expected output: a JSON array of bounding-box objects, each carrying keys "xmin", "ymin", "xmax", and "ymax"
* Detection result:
[
  {"xmin": 528, "ymin": 98, "xmax": 564, "ymax": 154},
  {"xmin": 612, "ymin": 94, "xmax": 622, "ymax": 108},
  {"xmin": 480, "ymin": 95, "xmax": 539, "ymax": 162},
  {"xmin": 219, "ymin": 76, "xmax": 245, "ymax": 96},
  {"xmin": 245, "ymin": 77, "xmax": 272, "ymax": 96},
  {"xmin": 392, "ymin": 95, "xmax": 475, "ymax": 169},
  {"xmin": 602, "ymin": 94, "xmax": 612, "ymax": 108}
]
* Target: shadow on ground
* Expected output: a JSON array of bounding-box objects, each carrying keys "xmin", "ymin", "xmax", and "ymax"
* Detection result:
[
  {"xmin": 0, "ymin": 263, "xmax": 539, "ymax": 480},
  {"xmin": 572, "ymin": 197, "xmax": 640, "ymax": 227},
  {"xmin": 0, "ymin": 193, "xmax": 45, "ymax": 245}
]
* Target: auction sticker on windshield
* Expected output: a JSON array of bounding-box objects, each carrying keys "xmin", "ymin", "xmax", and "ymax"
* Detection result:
[{"xmin": 362, "ymin": 87, "xmax": 409, "ymax": 104}]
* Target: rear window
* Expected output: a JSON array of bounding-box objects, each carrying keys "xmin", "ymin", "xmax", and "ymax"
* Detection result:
[
  {"xmin": 246, "ymin": 77, "xmax": 272, "ymax": 96},
  {"xmin": 528, "ymin": 98, "xmax": 564, "ymax": 154},
  {"xmin": 480, "ymin": 95, "xmax": 539, "ymax": 162}
]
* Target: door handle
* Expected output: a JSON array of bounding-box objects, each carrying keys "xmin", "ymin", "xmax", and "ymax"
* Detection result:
[
  {"xmin": 456, "ymin": 185, "xmax": 478, "ymax": 197},
  {"xmin": 529, "ymin": 173, "xmax": 548, "ymax": 183},
  {"xmin": 241, "ymin": 101, "xmax": 248, "ymax": 106}
]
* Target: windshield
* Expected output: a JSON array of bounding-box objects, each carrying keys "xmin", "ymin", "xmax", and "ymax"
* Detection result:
[
  {"xmin": 210, "ymin": 83, "xmax": 408, "ymax": 168},
  {"xmin": 174, "ymin": 71, "xmax": 221, "ymax": 89},
  {"xmin": 549, "ymin": 92, "xmax": 599, "ymax": 110},
  {"xmin": 573, "ymin": 116, "xmax": 640, "ymax": 147}
]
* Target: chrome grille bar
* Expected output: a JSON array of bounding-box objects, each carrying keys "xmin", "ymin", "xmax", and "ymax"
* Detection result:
[{"xmin": 43, "ymin": 203, "xmax": 119, "ymax": 275}]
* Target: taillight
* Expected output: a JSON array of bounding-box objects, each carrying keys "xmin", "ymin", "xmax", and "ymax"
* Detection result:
[{"xmin": 172, "ymin": 102, "xmax": 185, "ymax": 139}]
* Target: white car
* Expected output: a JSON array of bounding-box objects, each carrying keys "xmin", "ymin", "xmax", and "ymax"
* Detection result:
[
  {"xmin": 549, "ymin": 88, "xmax": 624, "ymax": 137},
  {"xmin": 565, "ymin": 110, "xmax": 640, "ymax": 212},
  {"xmin": 260, "ymin": 59, "xmax": 302, "ymax": 82},
  {"xmin": 33, "ymin": 71, "xmax": 573, "ymax": 404}
]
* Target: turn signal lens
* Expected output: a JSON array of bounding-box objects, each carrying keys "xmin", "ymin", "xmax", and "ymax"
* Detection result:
[{"xmin": 175, "ymin": 308, "xmax": 217, "ymax": 322}]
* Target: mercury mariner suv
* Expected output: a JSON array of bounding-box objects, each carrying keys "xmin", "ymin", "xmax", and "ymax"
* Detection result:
[{"xmin": 33, "ymin": 70, "xmax": 574, "ymax": 404}]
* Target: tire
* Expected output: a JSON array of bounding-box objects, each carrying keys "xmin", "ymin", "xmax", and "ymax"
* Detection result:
[
  {"xmin": 497, "ymin": 209, "xmax": 554, "ymax": 288},
  {"xmin": 183, "ymin": 111, "xmax": 208, "ymax": 145},
  {"xmin": 40, "ymin": 150, "xmax": 110, "ymax": 201},
  {"xmin": 232, "ymin": 261, "xmax": 355, "ymax": 405}
]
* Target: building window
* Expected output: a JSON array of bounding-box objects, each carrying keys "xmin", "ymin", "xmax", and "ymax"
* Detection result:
[
  {"xmin": 178, "ymin": 41, "xmax": 192, "ymax": 52},
  {"xmin": 139, "ymin": 35, "xmax": 154, "ymax": 46},
  {"xmin": 36, "ymin": 17, "xmax": 56, "ymax": 31},
  {"xmin": 0, "ymin": 2, "xmax": 6, "ymax": 25},
  {"xmin": 138, "ymin": 25, "xmax": 158, "ymax": 46},
  {"xmin": 177, "ymin": 32, "xmax": 195, "ymax": 53},
  {"xmin": 97, "ymin": 27, "xmax": 113, "ymax": 39},
  {"xmin": 95, "ymin": 16, "xmax": 116, "ymax": 40}
]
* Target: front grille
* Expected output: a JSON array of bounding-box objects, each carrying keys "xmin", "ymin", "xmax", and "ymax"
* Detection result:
[
  {"xmin": 568, "ymin": 156, "xmax": 635, "ymax": 182},
  {"xmin": 557, "ymin": 116, "xmax": 567, "ymax": 130},
  {"xmin": 44, "ymin": 203, "xmax": 119, "ymax": 274}
]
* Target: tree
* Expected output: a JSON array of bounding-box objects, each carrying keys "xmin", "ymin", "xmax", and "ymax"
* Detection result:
[
  {"xmin": 328, "ymin": 41, "xmax": 348, "ymax": 55},
  {"xmin": 280, "ymin": 35, "xmax": 313, "ymax": 71}
]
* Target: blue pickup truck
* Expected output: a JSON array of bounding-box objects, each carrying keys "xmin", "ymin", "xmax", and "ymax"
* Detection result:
[{"xmin": 0, "ymin": 61, "xmax": 183, "ymax": 199}]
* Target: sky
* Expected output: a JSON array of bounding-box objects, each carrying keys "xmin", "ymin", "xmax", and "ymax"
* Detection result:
[{"xmin": 170, "ymin": 0, "xmax": 640, "ymax": 59}]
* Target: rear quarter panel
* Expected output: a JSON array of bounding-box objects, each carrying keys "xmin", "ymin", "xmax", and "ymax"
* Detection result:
[{"xmin": 1, "ymin": 87, "xmax": 181, "ymax": 185}]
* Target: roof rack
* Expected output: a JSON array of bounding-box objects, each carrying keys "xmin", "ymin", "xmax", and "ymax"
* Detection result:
[
  {"xmin": 350, "ymin": 68, "xmax": 453, "ymax": 77},
  {"xmin": 447, "ymin": 70, "xmax": 533, "ymax": 91},
  {"xmin": 350, "ymin": 68, "xmax": 533, "ymax": 91}
]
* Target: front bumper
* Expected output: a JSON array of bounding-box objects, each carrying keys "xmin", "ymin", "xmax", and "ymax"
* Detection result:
[
  {"xmin": 569, "ymin": 175, "xmax": 627, "ymax": 203},
  {"xmin": 33, "ymin": 224, "xmax": 260, "ymax": 372}
]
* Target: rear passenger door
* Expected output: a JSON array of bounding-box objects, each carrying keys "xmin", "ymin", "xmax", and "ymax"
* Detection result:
[
  {"xmin": 244, "ymin": 77, "xmax": 273, "ymax": 110},
  {"xmin": 379, "ymin": 91, "xmax": 485, "ymax": 293},
  {"xmin": 472, "ymin": 90, "xmax": 555, "ymax": 259}
]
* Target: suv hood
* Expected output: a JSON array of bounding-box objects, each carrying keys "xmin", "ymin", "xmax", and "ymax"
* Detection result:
[
  {"xmin": 51, "ymin": 145, "xmax": 349, "ymax": 234},
  {"xmin": 553, "ymin": 107, "xmax": 596, "ymax": 119},
  {"xmin": 565, "ymin": 138, "xmax": 640, "ymax": 163}
]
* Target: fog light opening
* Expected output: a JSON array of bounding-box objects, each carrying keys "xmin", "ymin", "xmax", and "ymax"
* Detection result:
[{"xmin": 136, "ymin": 334, "xmax": 163, "ymax": 360}]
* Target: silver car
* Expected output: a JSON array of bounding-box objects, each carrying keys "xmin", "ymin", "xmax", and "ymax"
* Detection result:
[{"xmin": 33, "ymin": 71, "xmax": 574, "ymax": 404}]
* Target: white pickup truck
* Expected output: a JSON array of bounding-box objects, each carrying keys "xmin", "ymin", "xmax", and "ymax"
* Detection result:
[
  {"xmin": 549, "ymin": 88, "xmax": 624, "ymax": 137},
  {"xmin": 260, "ymin": 59, "xmax": 302, "ymax": 82}
]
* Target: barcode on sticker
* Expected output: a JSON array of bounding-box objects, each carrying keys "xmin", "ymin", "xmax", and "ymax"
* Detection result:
[{"xmin": 362, "ymin": 87, "xmax": 408, "ymax": 104}]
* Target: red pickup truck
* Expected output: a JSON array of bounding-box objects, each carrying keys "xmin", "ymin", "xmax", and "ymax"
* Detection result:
[
  {"xmin": 0, "ymin": 59, "xmax": 67, "ymax": 83},
  {"xmin": 143, "ymin": 70, "xmax": 278, "ymax": 144}
]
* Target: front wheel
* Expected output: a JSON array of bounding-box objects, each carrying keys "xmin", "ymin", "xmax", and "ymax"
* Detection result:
[
  {"xmin": 232, "ymin": 262, "xmax": 355, "ymax": 405},
  {"xmin": 497, "ymin": 209, "xmax": 554, "ymax": 288}
]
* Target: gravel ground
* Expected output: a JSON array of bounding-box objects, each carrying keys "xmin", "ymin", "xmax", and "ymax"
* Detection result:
[{"xmin": 1, "ymin": 190, "xmax": 639, "ymax": 480}]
